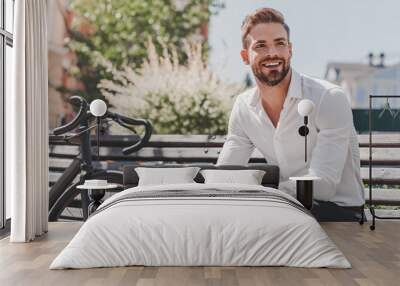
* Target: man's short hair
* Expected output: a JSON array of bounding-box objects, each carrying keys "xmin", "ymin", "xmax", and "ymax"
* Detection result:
[{"xmin": 241, "ymin": 8, "xmax": 290, "ymax": 49}]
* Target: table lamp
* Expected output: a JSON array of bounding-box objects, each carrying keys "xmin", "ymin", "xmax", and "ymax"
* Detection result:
[
  {"xmin": 297, "ymin": 99, "xmax": 315, "ymax": 162},
  {"xmin": 90, "ymin": 99, "xmax": 107, "ymax": 160}
]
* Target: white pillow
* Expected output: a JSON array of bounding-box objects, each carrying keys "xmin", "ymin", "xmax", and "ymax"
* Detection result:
[
  {"xmin": 135, "ymin": 167, "xmax": 200, "ymax": 186},
  {"xmin": 200, "ymin": 169, "xmax": 266, "ymax": 185}
]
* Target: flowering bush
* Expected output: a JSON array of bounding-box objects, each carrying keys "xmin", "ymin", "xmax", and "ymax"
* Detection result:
[{"xmin": 97, "ymin": 40, "xmax": 245, "ymax": 134}]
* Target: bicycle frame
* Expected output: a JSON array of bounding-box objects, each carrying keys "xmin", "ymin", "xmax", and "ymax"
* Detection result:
[{"xmin": 49, "ymin": 115, "xmax": 97, "ymax": 220}]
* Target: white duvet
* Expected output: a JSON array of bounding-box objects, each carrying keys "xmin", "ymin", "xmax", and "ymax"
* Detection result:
[{"xmin": 50, "ymin": 183, "xmax": 351, "ymax": 269}]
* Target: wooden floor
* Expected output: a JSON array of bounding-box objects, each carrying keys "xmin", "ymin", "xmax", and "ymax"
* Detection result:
[{"xmin": 0, "ymin": 222, "xmax": 399, "ymax": 286}]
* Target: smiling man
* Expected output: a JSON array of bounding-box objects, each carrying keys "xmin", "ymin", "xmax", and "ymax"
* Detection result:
[{"xmin": 217, "ymin": 8, "xmax": 365, "ymax": 221}]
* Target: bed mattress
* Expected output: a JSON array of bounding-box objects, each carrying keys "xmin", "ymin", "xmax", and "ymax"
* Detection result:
[{"xmin": 50, "ymin": 183, "xmax": 350, "ymax": 269}]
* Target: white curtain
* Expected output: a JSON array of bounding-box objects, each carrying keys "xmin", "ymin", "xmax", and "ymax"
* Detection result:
[{"xmin": 7, "ymin": 0, "xmax": 49, "ymax": 242}]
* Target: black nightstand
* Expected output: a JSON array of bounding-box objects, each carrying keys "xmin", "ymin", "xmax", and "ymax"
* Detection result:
[{"xmin": 289, "ymin": 176, "xmax": 321, "ymax": 210}]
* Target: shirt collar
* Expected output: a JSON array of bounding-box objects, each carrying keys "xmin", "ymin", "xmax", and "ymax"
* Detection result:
[
  {"xmin": 249, "ymin": 68, "xmax": 303, "ymax": 108},
  {"xmin": 286, "ymin": 69, "xmax": 303, "ymax": 100}
]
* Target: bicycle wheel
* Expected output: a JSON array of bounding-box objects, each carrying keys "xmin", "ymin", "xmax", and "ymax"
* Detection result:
[{"xmin": 48, "ymin": 170, "xmax": 123, "ymax": 221}]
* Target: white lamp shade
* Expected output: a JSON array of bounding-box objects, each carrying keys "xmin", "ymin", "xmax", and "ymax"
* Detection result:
[
  {"xmin": 90, "ymin": 99, "xmax": 107, "ymax": 117},
  {"xmin": 297, "ymin": 99, "xmax": 315, "ymax": 117}
]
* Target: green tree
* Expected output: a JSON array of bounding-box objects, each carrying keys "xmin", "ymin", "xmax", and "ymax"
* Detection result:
[{"xmin": 60, "ymin": 0, "xmax": 224, "ymax": 104}]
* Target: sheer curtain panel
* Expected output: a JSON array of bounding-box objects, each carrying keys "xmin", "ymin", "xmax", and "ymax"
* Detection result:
[{"xmin": 7, "ymin": 0, "xmax": 49, "ymax": 242}]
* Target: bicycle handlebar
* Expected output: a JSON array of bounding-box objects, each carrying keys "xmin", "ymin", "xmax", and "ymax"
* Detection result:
[
  {"xmin": 52, "ymin": 96, "xmax": 88, "ymax": 135},
  {"xmin": 50, "ymin": 96, "xmax": 153, "ymax": 155},
  {"xmin": 106, "ymin": 112, "xmax": 153, "ymax": 154}
]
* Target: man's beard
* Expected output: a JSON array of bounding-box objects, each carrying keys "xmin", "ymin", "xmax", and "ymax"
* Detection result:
[{"xmin": 252, "ymin": 58, "xmax": 291, "ymax": 86}]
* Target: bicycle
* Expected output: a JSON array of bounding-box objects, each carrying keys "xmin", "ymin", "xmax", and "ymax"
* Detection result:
[{"xmin": 48, "ymin": 96, "xmax": 152, "ymax": 221}]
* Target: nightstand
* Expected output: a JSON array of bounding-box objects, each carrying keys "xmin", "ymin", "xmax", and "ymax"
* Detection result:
[
  {"xmin": 77, "ymin": 183, "xmax": 119, "ymax": 216},
  {"xmin": 289, "ymin": 176, "xmax": 321, "ymax": 210}
]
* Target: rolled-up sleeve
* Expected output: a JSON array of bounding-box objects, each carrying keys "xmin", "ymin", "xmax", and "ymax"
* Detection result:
[
  {"xmin": 217, "ymin": 98, "xmax": 254, "ymax": 166},
  {"xmin": 307, "ymin": 88, "xmax": 353, "ymax": 201}
]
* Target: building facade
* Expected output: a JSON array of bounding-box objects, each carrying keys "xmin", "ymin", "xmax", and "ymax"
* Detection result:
[{"xmin": 325, "ymin": 53, "xmax": 400, "ymax": 132}]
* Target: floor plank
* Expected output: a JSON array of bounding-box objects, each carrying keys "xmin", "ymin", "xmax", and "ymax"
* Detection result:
[{"xmin": 0, "ymin": 222, "xmax": 399, "ymax": 286}]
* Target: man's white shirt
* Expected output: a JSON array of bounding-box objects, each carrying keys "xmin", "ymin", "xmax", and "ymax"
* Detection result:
[{"xmin": 217, "ymin": 69, "xmax": 365, "ymax": 206}]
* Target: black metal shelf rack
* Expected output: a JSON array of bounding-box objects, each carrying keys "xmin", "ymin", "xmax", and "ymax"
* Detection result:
[{"xmin": 368, "ymin": 95, "xmax": 400, "ymax": 230}]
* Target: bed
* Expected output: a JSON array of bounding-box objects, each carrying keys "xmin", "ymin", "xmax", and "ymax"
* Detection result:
[{"xmin": 50, "ymin": 164, "xmax": 351, "ymax": 269}]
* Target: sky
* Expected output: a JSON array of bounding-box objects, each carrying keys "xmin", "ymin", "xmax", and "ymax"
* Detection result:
[{"xmin": 208, "ymin": 0, "xmax": 400, "ymax": 84}]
